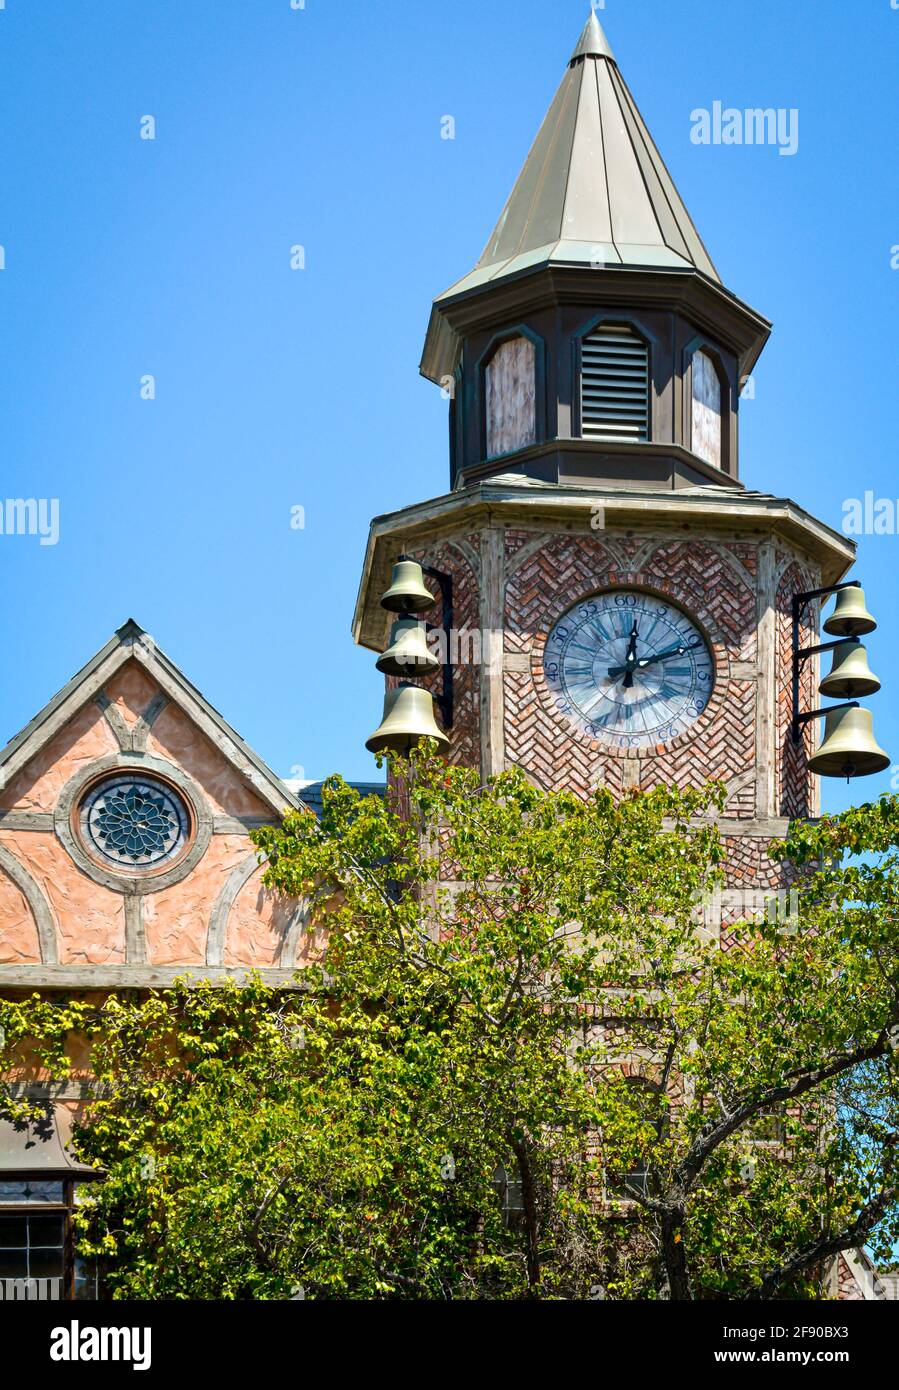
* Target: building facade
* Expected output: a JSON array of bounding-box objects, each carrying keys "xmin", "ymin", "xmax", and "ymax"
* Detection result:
[
  {"xmin": 354, "ymin": 11, "xmax": 854, "ymax": 914},
  {"xmin": 0, "ymin": 12, "xmax": 885, "ymax": 1300},
  {"xmin": 0, "ymin": 622, "xmax": 368, "ymax": 1298}
]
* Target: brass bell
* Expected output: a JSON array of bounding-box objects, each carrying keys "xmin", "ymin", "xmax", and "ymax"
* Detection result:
[
  {"xmin": 808, "ymin": 705, "xmax": 890, "ymax": 780},
  {"xmin": 818, "ymin": 640, "xmax": 881, "ymax": 700},
  {"xmin": 823, "ymin": 585, "xmax": 877, "ymax": 637},
  {"xmin": 380, "ymin": 558, "xmax": 435, "ymax": 614},
  {"xmin": 365, "ymin": 684, "xmax": 449, "ymax": 755},
  {"xmin": 376, "ymin": 617, "xmax": 440, "ymax": 677}
]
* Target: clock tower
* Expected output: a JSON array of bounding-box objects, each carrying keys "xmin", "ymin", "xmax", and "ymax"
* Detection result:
[{"xmin": 353, "ymin": 12, "xmax": 857, "ymax": 899}]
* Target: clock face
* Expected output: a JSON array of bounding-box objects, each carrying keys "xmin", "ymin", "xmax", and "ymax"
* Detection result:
[{"xmin": 543, "ymin": 590, "xmax": 714, "ymax": 750}]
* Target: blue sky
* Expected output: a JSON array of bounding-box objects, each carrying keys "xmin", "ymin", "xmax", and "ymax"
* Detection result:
[{"xmin": 0, "ymin": 0, "xmax": 896, "ymax": 807}]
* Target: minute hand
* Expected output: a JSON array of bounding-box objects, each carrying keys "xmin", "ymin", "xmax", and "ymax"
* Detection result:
[{"xmin": 608, "ymin": 639, "xmax": 700, "ymax": 680}]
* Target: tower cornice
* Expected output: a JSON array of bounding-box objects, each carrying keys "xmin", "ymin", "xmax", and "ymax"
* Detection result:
[{"xmin": 353, "ymin": 484, "xmax": 855, "ymax": 652}]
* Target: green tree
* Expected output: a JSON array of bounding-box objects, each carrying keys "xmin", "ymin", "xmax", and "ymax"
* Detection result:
[{"xmin": 3, "ymin": 753, "xmax": 899, "ymax": 1299}]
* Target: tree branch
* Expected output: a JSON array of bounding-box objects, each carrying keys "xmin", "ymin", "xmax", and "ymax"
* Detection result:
[
  {"xmin": 676, "ymin": 1035, "xmax": 889, "ymax": 1195},
  {"xmin": 759, "ymin": 1179, "xmax": 899, "ymax": 1298}
]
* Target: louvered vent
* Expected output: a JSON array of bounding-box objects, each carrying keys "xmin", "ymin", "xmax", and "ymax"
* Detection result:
[{"xmin": 580, "ymin": 325, "xmax": 649, "ymax": 442}]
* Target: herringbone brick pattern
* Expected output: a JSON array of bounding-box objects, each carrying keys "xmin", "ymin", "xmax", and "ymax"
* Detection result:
[
  {"xmin": 639, "ymin": 680, "xmax": 755, "ymax": 798},
  {"xmin": 646, "ymin": 541, "xmax": 757, "ymax": 663},
  {"xmin": 731, "ymin": 542, "xmax": 759, "ymax": 577},
  {"xmin": 723, "ymin": 835, "xmax": 797, "ymax": 891},
  {"xmin": 504, "ymin": 670, "xmax": 627, "ymax": 797},
  {"xmin": 505, "ymin": 533, "xmax": 624, "ymax": 655},
  {"xmin": 384, "ymin": 521, "xmax": 817, "ymax": 895},
  {"xmin": 504, "ymin": 534, "xmax": 758, "ymax": 798}
]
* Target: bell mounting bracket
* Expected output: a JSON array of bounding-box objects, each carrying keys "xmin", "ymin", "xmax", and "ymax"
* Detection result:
[
  {"xmin": 791, "ymin": 581, "xmax": 861, "ymax": 745},
  {"xmin": 398, "ymin": 555, "xmax": 454, "ymax": 730}
]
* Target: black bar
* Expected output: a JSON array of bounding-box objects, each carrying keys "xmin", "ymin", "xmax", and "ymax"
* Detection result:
[
  {"xmin": 794, "ymin": 579, "xmax": 861, "ymax": 609},
  {"xmin": 795, "ymin": 639, "xmax": 845, "ymax": 663},
  {"xmin": 421, "ymin": 563, "xmax": 454, "ymax": 730}
]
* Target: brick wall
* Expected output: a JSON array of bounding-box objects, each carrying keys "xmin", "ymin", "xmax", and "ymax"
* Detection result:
[{"xmin": 395, "ymin": 519, "xmax": 821, "ymax": 893}]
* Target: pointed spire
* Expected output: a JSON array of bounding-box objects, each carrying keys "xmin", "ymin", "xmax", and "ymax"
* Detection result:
[
  {"xmin": 421, "ymin": 12, "xmax": 770, "ymax": 392},
  {"xmin": 441, "ymin": 11, "xmax": 718, "ymax": 293},
  {"xmin": 570, "ymin": 8, "xmax": 614, "ymax": 64}
]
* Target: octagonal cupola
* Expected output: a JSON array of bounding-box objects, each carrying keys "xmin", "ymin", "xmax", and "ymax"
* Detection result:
[{"xmin": 421, "ymin": 11, "xmax": 771, "ymax": 493}]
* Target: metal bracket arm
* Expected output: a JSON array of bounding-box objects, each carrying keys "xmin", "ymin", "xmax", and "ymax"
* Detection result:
[{"xmin": 791, "ymin": 580, "xmax": 863, "ymax": 746}]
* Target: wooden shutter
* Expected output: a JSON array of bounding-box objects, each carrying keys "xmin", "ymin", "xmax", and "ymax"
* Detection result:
[
  {"xmin": 691, "ymin": 350, "xmax": 723, "ymax": 470},
  {"xmin": 485, "ymin": 337, "xmax": 537, "ymax": 459}
]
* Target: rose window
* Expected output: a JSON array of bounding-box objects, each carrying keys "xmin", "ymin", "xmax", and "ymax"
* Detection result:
[{"xmin": 78, "ymin": 775, "xmax": 191, "ymax": 870}]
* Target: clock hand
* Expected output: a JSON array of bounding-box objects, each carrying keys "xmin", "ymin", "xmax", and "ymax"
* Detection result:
[
  {"xmin": 608, "ymin": 637, "xmax": 701, "ymax": 680},
  {"xmin": 634, "ymin": 638, "xmax": 703, "ymax": 670},
  {"xmin": 621, "ymin": 619, "xmax": 640, "ymax": 690}
]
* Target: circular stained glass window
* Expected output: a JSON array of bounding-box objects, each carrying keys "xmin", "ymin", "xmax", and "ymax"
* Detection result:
[{"xmin": 78, "ymin": 775, "xmax": 191, "ymax": 870}]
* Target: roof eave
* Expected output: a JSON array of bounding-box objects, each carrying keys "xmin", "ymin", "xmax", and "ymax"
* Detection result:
[{"xmin": 421, "ymin": 261, "xmax": 771, "ymax": 386}]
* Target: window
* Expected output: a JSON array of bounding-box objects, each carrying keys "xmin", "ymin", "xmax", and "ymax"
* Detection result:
[
  {"xmin": 78, "ymin": 773, "xmax": 192, "ymax": 871},
  {"xmin": 491, "ymin": 1161, "xmax": 525, "ymax": 1228},
  {"xmin": 580, "ymin": 324, "xmax": 650, "ymax": 442},
  {"xmin": 485, "ymin": 336, "xmax": 537, "ymax": 459},
  {"xmin": 0, "ymin": 1179, "xmax": 64, "ymax": 1204},
  {"xmin": 0, "ymin": 1113, "xmax": 100, "ymax": 1301},
  {"xmin": 0, "ymin": 1202, "xmax": 66, "ymax": 1299},
  {"xmin": 605, "ymin": 1168, "xmax": 652, "ymax": 1202},
  {"xmin": 75, "ymin": 1255, "xmax": 100, "ymax": 1301},
  {"xmin": 691, "ymin": 349, "xmax": 723, "ymax": 469}
]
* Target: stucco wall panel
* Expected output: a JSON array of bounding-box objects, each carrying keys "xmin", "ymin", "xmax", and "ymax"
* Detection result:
[
  {"xmin": 0, "ymin": 867, "xmax": 41, "ymax": 963},
  {"xmin": 105, "ymin": 660, "xmax": 160, "ymax": 726},
  {"xmin": 0, "ymin": 703, "xmax": 118, "ymax": 813},
  {"xmin": 0, "ymin": 831, "xmax": 125, "ymax": 964},
  {"xmin": 224, "ymin": 866, "xmax": 308, "ymax": 968},
  {"xmin": 145, "ymin": 704, "xmax": 275, "ymax": 819},
  {"xmin": 143, "ymin": 834, "xmax": 251, "ymax": 966}
]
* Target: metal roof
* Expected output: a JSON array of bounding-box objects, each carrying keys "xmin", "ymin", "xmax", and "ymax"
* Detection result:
[
  {"xmin": 570, "ymin": 9, "xmax": 615, "ymax": 62},
  {"xmin": 435, "ymin": 11, "xmax": 719, "ymax": 305},
  {"xmin": 0, "ymin": 1111, "xmax": 97, "ymax": 1177},
  {"xmin": 286, "ymin": 779, "xmax": 386, "ymax": 817}
]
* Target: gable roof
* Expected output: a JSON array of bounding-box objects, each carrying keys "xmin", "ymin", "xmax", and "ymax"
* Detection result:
[
  {"xmin": 0, "ymin": 619, "xmax": 300, "ymax": 816},
  {"xmin": 437, "ymin": 11, "xmax": 718, "ymax": 307}
]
